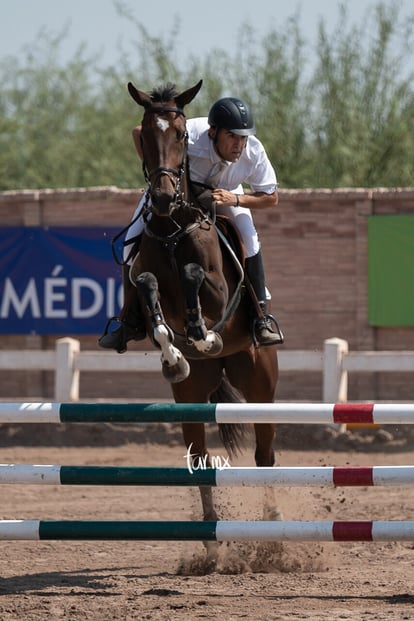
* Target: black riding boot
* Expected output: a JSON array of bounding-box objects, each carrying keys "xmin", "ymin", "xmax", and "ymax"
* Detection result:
[
  {"xmin": 244, "ymin": 250, "xmax": 284, "ymax": 346},
  {"xmin": 98, "ymin": 264, "xmax": 146, "ymax": 353}
]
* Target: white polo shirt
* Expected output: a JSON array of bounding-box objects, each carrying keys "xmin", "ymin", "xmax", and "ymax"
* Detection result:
[
  {"xmin": 124, "ymin": 117, "xmax": 277, "ymax": 261},
  {"xmin": 186, "ymin": 117, "xmax": 277, "ymax": 194}
]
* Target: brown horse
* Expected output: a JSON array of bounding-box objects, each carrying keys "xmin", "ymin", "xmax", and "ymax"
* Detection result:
[{"xmin": 126, "ymin": 80, "xmax": 279, "ymax": 527}]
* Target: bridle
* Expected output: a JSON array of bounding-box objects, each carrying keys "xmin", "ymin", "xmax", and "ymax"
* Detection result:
[
  {"xmin": 140, "ymin": 105, "xmax": 188, "ymax": 208},
  {"xmin": 138, "ymin": 104, "xmax": 214, "ymax": 256}
]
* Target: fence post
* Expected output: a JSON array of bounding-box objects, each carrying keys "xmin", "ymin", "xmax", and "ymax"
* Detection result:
[
  {"xmin": 55, "ymin": 338, "xmax": 80, "ymax": 402},
  {"xmin": 323, "ymin": 337, "xmax": 349, "ymax": 403}
]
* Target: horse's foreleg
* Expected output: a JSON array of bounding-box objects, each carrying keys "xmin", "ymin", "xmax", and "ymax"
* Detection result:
[
  {"xmin": 135, "ymin": 272, "xmax": 190, "ymax": 383},
  {"xmin": 182, "ymin": 263, "xmax": 223, "ymax": 355}
]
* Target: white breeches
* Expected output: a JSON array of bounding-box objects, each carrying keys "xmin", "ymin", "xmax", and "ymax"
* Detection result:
[
  {"xmin": 217, "ymin": 203, "xmax": 260, "ymax": 258},
  {"xmin": 123, "ymin": 194, "xmax": 260, "ymax": 263}
]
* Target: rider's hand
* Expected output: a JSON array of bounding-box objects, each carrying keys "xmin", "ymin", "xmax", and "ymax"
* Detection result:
[{"xmin": 211, "ymin": 189, "xmax": 238, "ymax": 207}]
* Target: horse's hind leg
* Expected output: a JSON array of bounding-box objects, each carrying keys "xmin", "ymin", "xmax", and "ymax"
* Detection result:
[
  {"xmin": 182, "ymin": 420, "xmax": 220, "ymax": 571},
  {"xmin": 135, "ymin": 272, "xmax": 190, "ymax": 383},
  {"xmin": 225, "ymin": 349, "xmax": 277, "ymax": 467},
  {"xmin": 173, "ymin": 359, "xmax": 224, "ymax": 524},
  {"xmin": 181, "ymin": 422, "xmax": 218, "ymax": 523},
  {"xmin": 226, "ymin": 349, "xmax": 282, "ymax": 519},
  {"xmin": 175, "ymin": 361, "xmax": 225, "ymax": 570},
  {"xmin": 254, "ymin": 422, "xmax": 282, "ymax": 520},
  {"xmin": 254, "ymin": 423, "xmax": 276, "ymax": 468}
]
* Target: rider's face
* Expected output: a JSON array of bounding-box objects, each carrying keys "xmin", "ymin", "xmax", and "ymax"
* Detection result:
[{"xmin": 211, "ymin": 128, "xmax": 247, "ymax": 162}]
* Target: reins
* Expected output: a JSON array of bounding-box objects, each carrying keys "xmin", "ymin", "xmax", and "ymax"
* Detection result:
[{"xmin": 143, "ymin": 208, "xmax": 213, "ymax": 258}]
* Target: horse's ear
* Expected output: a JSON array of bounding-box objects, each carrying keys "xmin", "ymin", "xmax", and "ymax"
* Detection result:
[
  {"xmin": 175, "ymin": 80, "xmax": 203, "ymax": 109},
  {"xmin": 127, "ymin": 82, "xmax": 152, "ymax": 109}
]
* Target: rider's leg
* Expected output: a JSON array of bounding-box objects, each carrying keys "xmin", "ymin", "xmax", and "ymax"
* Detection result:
[
  {"xmin": 98, "ymin": 263, "xmax": 146, "ymax": 353},
  {"xmin": 98, "ymin": 197, "xmax": 147, "ymax": 353},
  {"xmin": 244, "ymin": 249, "xmax": 284, "ymax": 346},
  {"xmin": 219, "ymin": 202, "xmax": 283, "ymax": 346}
]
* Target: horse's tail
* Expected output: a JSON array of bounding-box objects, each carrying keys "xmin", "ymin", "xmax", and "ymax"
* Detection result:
[{"xmin": 210, "ymin": 373, "xmax": 250, "ymax": 459}]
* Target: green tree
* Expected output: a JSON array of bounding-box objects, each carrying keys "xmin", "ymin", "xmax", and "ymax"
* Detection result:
[
  {"xmin": 310, "ymin": 2, "xmax": 414, "ymax": 187},
  {"xmin": 0, "ymin": 34, "xmax": 144, "ymax": 190},
  {"xmin": 0, "ymin": 1, "xmax": 413, "ymax": 190}
]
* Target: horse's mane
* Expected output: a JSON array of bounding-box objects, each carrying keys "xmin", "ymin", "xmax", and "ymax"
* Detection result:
[{"xmin": 149, "ymin": 83, "xmax": 179, "ymax": 103}]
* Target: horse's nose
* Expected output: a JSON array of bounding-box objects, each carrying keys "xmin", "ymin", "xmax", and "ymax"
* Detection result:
[{"xmin": 151, "ymin": 188, "xmax": 175, "ymax": 215}]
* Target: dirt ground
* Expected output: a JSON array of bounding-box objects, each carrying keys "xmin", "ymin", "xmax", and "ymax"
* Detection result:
[{"xmin": 0, "ymin": 420, "xmax": 414, "ymax": 620}]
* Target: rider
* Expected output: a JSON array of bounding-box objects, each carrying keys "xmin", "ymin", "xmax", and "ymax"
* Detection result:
[{"xmin": 99, "ymin": 95, "xmax": 284, "ymax": 352}]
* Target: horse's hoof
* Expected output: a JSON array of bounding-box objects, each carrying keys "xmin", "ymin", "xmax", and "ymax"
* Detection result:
[
  {"xmin": 203, "ymin": 541, "xmax": 219, "ymax": 573},
  {"xmin": 263, "ymin": 507, "xmax": 284, "ymax": 521},
  {"xmin": 189, "ymin": 332, "xmax": 223, "ymax": 356},
  {"xmin": 162, "ymin": 356, "xmax": 190, "ymax": 383},
  {"xmin": 205, "ymin": 333, "xmax": 223, "ymax": 356}
]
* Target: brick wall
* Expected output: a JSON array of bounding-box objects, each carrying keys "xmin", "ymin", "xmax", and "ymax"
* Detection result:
[{"xmin": 1, "ymin": 186, "xmax": 414, "ymax": 400}]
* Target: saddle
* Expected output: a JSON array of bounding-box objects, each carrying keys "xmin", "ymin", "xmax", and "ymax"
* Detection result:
[
  {"xmin": 189, "ymin": 180, "xmax": 246, "ymax": 267},
  {"xmin": 189, "ymin": 181, "xmax": 272, "ymax": 337}
]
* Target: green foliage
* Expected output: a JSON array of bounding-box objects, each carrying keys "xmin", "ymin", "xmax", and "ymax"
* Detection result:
[
  {"xmin": 0, "ymin": 32, "xmax": 140, "ymax": 190},
  {"xmin": 310, "ymin": 2, "xmax": 414, "ymax": 187},
  {"xmin": 0, "ymin": 1, "xmax": 413, "ymax": 190}
]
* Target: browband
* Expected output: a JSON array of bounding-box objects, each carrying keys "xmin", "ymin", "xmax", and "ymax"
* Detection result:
[{"xmin": 146, "ymin": 105, "xmax": 185, "ymax": 117}]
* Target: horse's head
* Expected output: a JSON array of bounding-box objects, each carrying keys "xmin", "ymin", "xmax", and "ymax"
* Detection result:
[{"xmin": 128, "ymin": 80, "xmax": 202, "ymax": 217}]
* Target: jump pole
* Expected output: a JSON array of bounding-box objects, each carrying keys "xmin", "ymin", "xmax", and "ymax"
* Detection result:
[
  {"xmin": 1, "ymin": 520, "xmax": 414, "ymax": 542},
  {"xmin": 1, "ymin": 464, "xmax": 414, "ymax": 487},
  {"xmin": 1, "ymin": 402, "xmax": 414, "ymax": 424}
]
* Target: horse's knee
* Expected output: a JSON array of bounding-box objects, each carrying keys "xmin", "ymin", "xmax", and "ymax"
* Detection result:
[
  {"xmin": 136, "ymin": 271, "xmax": 158, "ymax": 295},
  {"xmin": 183, "ymin": 263, "xmax": 205, "ymax": 288},
  {"xmin": 135, "ymin": 272, "xmax": 164, "ymax": 321}
]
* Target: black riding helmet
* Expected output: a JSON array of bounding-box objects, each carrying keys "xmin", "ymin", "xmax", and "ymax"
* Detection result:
[{"xmin": 208, "ymin": 97, "xmax": 256, "ymax": 136}]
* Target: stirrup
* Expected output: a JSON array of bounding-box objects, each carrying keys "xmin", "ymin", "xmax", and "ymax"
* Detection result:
[
  {"xmin": 98, "ymin": 317, "xmax": 145, "ymax": 353},
  {"xmin": 252, "ymin": 313, "xmax": 284, "ymax": 347}
]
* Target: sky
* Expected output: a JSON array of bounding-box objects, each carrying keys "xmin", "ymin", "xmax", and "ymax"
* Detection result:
[{"xmin": 1, "ymin": 0, "xmax": 413, "ymax": 74}]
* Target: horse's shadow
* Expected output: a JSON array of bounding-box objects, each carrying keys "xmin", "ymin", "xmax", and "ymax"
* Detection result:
[{"xmin": 0, "ymin": 566, "xmax": 161, "ymax": 595}]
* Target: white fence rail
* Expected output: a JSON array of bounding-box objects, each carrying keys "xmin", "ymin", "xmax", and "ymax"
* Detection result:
[{"xmin": 0, "ymin": 337, "xmax": 412, "ymax": 402}]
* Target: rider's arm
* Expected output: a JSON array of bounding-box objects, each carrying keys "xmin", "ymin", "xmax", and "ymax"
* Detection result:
[
  {"xmin": 212, "ymin": 188, "xmax": 278, "ymax": 209},
  {"xmin": 132, "ymin": 125, "xmax": 144, "ymax": 161},
  {"xmin": 237, "ymin": 190, "xmax": 278, "ymax": 209}
]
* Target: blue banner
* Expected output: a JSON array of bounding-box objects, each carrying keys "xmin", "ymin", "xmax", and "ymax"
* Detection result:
[{"xmin": 0, "ymin": 227, "xmax": 124, "ymax": 334}]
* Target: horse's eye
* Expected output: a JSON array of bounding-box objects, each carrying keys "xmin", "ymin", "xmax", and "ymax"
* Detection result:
[{"xmin": 176, "ymin": 130, "xmax": 185, "ymax": 142}]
